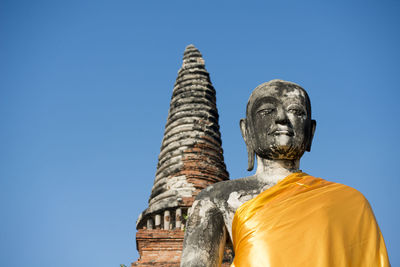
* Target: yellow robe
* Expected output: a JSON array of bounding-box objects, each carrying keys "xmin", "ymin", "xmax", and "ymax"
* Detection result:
[{"xmin": 231, "ymin": 172, "xmax": 389, "ymax": 267}]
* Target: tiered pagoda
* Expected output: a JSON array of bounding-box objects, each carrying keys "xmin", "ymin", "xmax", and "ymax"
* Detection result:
[{"xmin": 132, "ymin": 45, "xmax": 232, "ymax": 266}]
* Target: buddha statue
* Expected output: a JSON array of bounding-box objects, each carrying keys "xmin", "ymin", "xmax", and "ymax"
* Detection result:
[{"xmin": 181, "ymin": 80, "xmax": 389, "ymax": 267}]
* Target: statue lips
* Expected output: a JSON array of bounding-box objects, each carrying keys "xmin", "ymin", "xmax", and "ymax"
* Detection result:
[{"xmin": 269, "ymin": 127, "xmax": 294, "ymax": 137}]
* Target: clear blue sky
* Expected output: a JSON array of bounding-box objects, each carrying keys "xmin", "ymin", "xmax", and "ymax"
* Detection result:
[{"xmin": 1, "ymin": 1, "xmax": 399, "ymax": 266}]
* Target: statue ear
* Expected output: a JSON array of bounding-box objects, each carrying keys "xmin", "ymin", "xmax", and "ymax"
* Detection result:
[
  {"xmin": 240, "ymin": 118, "xmax": 255, "ymax": 171},
  {"xmin": 306, "ymin": 119, "xmax": 317, "ymax": 152}
]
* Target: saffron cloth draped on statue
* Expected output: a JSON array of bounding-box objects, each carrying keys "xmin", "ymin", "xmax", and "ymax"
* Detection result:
[{"xmin": 231, "ymin": 172, "xmax": 389, "ymax": 267}]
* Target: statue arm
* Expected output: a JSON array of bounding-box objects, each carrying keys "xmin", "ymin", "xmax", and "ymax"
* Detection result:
[{"xmin": 181, "ymin": 197, "xmax": 227, "ymax": 267}]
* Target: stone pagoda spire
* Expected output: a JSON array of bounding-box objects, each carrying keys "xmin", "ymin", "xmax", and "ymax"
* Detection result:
[
  {"xmin": 136, "ymin": 44, "xmax": 229, "ymax": 230},
  {"xmin": 133, "ymin": 45, "xmax": 231, "ymax": 266}
]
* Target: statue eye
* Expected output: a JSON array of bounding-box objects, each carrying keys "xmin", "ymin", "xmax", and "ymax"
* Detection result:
[
  {"xmin": 288, "ymin": 108, "xmax": 305, "ymax": 116},
  {"xmin": 257, "ymin": 108, "xmax": 275, "ymax": 116}
]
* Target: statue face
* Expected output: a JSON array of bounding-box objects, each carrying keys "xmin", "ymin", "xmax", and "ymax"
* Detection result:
[{"xmin": 247, "ymin": 83, "xmax": 314, "ymax": 160}]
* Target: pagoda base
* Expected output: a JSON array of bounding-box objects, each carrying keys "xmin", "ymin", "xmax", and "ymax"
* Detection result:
[{"xmin": 132, "ymin": 229, "xmax": 233, "ymax": 266}]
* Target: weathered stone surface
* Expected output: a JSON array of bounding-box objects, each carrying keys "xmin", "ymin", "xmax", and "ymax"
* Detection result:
[{"xmin": 133, "ymin": 45, "xmax": 230, "ymax": 266}]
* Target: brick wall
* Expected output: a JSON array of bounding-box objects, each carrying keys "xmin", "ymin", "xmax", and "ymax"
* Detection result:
[{"xmin": 132, "ymin": 229, "xmax": 233, "ymax": 266}]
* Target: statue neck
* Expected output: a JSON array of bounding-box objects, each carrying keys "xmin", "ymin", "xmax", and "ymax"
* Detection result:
[{"xmin": 255, "ymin": 156, "xmax": 300, "ymax": 185}]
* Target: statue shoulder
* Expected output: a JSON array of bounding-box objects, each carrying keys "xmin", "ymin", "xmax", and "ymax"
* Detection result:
[
  {"xmin": 196, "ymin": 176, "xmax": 262, "ymax": 204},
  {"xmin": 314, "ymin": 177, "xmax": 371, "ymax": 208},
  {"xmin": 335, "ymin": 182, "xmax": 370, "ymax": 204}
]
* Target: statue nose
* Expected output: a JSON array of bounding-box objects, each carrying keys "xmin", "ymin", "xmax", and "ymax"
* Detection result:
[{"xmin": 275, "ymin": 108, "xmax": 289, "ymax": 124}]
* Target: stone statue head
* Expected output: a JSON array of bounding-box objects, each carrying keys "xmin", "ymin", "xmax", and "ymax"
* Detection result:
[{"xmin": 240, "ymin": 79, "xmax": 317, "ymax": 171}]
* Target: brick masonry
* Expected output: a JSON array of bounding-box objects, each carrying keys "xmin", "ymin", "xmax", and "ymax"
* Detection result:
[{"xmin": 132, "ymin": 229, "xmax": 233, "ymax": 267}]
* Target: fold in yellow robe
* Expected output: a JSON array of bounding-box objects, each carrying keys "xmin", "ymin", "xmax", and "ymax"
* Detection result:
[{"xmin": 231, "ymin": 172, "xmax": 389, "ymax": 267}]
